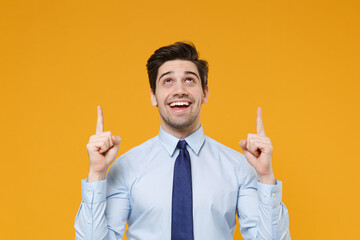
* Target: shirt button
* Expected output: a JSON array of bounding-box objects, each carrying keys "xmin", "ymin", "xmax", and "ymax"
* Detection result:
[
  {"xmin": 87, "ymin": 220, "xmax": 91, "ymax": 224},
  {"xmin": 263, "ymin": 193, "xmax": 267, "ymax": 197},
  {"xmin": 272, "ymin": 220, "xmax": 277, "ymax": 225},
  {"xmin": 271, "ymin": 193, "xmax": 276, "ymax": 197},
  {"xmin": 87, "ymin": 191, "xmax": 92, "ymax": 196},
  {"xmin": 96, "ymin": 189, "xmax": 101, "ymax": 194}
]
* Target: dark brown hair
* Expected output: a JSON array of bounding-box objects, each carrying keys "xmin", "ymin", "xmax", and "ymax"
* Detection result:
[{"xmin": 146, "ymin": 42, "xmax": 208, "ymax": 93}]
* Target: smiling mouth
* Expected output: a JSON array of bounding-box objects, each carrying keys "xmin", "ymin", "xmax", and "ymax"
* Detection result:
[{"xmin": 168, "ymin": 101, "xmax": 191, "ymax": 111}]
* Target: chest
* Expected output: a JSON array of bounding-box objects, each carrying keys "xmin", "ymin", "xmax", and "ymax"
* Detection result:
[{"xmin": 128, "ymin": 155, "xmax": 239, "ymax": 218}]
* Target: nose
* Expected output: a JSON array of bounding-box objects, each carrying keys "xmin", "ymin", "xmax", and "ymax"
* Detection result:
[{"xmin": 173, "ymin": 80, "xmax": 188, "ymax": 96}]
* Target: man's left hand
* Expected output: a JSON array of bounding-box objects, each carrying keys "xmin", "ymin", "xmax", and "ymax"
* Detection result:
[{"xmin": 240, "ymin": 107, "xmax": 276, "ymax": 185}]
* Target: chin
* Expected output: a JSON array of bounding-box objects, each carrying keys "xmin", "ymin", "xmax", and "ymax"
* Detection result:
[
  {"xmin": 167, "ymin": 121, "xmax": 192, "ymax": 130},
  {"xmin": 164, "ymin": 117, "xmax": 197, "ymax": 130}
]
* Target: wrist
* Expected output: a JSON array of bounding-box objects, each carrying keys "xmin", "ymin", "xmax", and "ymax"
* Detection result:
[
  {"xmin": 258, "ymin": 173, "xmax": 276, "ymax": 185},
  {"xmin": 88, "ymin": 170, "xmax": 106, "ymax": 182}
]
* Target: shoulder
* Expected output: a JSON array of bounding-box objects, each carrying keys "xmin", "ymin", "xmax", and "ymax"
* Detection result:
[
  {"xmin": 205, "ymin": 135, "xmax": 243, "ymax": 157},
  {"xmin": 109, "ymin": 136, "xmax": 160, "ymax": 172},
  {"xmin": 204, "ymin": 135, "xmax": 257, "ymax": 181},
  {"xmin": 124, "ymin": 136, "xmax": 158, "ymax": 156},
  {"xmin": 204, "ymin": 135, "xmax": 247, "ymax": 165},
  {"xmin": 120, "ymin": 135, "xmax": 159, "ymax": 162}
]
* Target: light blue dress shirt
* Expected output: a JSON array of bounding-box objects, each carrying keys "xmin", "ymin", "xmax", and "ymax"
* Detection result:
[{"xmin": 75, "ymin": 126, "xmax": 290, "ymax": 240}]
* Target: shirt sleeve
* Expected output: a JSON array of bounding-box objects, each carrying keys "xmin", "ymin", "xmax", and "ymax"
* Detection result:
[
  {"xmin": 256, "ymin": 180, "xmax": 291, "ymax": 240},
  {"xmin": 236, "ymin": 158, "xmax": 291, "ymax": 240},
  {"xmin": 74, "ymin": 158, "xmax": 130, "ymax": 240}
]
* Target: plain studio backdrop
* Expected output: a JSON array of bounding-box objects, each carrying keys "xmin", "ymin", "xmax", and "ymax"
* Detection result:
[{"xmin": 0, "ymin": 0, "xmax": 359, "ymax": 239}]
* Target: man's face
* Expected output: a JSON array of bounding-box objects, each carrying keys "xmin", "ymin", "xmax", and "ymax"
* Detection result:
[{"xmin": 151, "ymin": 60, "xmax": 209, "ymax": 134}]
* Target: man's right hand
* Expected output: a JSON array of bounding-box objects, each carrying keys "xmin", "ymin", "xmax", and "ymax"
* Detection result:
[{"xmin": 86, "ymin": 106, "xmax": 121, "ymax": 182}]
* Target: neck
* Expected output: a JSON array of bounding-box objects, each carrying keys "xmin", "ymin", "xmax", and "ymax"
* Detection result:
[{"xmin": 161, "ymin": 123, "xmax": 201, "ymax": 139}]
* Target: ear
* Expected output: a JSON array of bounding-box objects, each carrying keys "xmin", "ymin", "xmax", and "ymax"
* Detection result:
[
  {"xmin": 150, "ymin": 89, "xmax": 157, "ymax": 106},
  {"xmin": 202, "ymin": 86, "xmax": 209, "ymax": 104}
]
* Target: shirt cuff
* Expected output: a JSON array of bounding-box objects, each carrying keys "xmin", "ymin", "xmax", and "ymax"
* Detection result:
[
  {"xmin": 257, "ymin": 179, "xmax": 282, "ymax": 208},
  {"xmin": 81, "ymin": 178, "xmax": 107, "ymax": 204}
]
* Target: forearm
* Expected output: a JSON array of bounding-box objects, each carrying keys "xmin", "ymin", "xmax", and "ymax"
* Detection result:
[
  {"xmin": 75, "ymin": 200, "xmax": 109, "ymax": 240},
  {"xmin": 237, "ymin": 177, "xmax": 291, "ymax": 240},
  {"xmin": 74, "ymin": 179, "xmax": 122, "ymax": 240},
  {"xmin": 256, "ymin": 180, "xmax": 291, "ymax": 240}
]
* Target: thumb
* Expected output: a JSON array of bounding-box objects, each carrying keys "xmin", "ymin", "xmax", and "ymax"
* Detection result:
[
  {"xmin": 240, "ymin": 139, "xmax": 256, "ymax": 167},
  {"xmin": 111, "ymin": 135, "xmax": 121, "ymax": 147},
  {"xmin": 239, "ymin": 139, "xmax": 247, "ymax": 151}
]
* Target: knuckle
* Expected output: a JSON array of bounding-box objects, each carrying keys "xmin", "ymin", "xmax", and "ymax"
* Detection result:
[
  {"xmin": 86, "ymin": 143, "xmax": 93, "ymax": 150},
  {"xmin": 248, "ymin": 133, "xmax": 256, "ymax": 139},
  {"xmin": 97, "ymin": 132, "xmax": 105, "ymax": 137}
]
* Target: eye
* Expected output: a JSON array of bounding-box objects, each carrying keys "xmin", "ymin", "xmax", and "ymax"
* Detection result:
[
  {"xmin": 185, "ymin": 78, "xmax": 194, "ymax": 83},
  {"xmin": 164, "ymin": 79, "xmax": 173, "ymax": 84}
]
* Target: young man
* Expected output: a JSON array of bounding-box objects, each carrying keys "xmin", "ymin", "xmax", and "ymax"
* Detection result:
[{"xmin": 75, "ymin": 42, "xmax": 291, "ymax": 240}]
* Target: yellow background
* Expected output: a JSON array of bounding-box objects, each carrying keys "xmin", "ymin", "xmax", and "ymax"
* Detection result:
[{"xmin": 1, "ymin": 0, "xmax": 359, "ymax": 239}]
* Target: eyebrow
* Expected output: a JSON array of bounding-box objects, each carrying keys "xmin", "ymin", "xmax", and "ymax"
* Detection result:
[
  {"xmin": 158, "ymin": 71, "xmax": 173, "ymax": 80},
  {"xmin": 185, "ymin": 71, "xmax": 200, "ymax": 79},
  {"xmin": 158, "ymin": 71, "xmax": 200, "ymax": 81}
]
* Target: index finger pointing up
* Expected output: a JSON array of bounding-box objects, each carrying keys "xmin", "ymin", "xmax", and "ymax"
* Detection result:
[
  {"xmin": 96, "ymin": 105, "xmax": 104, "ymax": 134},
  {"xmin": 256, "ymin": 106, "xmax": 266, "ymax": 136}
]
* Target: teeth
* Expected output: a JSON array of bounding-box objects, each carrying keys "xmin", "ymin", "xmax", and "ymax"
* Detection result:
[{"xmin": 170, "ymin": 101, "xmax": 190, "ymax": 107}]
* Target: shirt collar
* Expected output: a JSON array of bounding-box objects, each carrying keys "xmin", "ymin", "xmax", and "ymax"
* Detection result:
[{"xmin": 158, "ymin": 125, "xmax": 205, "ymax": 157}]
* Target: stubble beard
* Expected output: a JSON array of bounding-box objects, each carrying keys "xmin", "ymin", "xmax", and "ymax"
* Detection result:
[
  {"xmin": 158, "ymin": 94, "xmax": 201, "ymax": 130},
  {"xmin": 159, "ymin": 103, "xmax": 201, "ymax": 131},
  {"xmin": 161, "ymin": 112, "xmax": 198, "ymax": 130}
]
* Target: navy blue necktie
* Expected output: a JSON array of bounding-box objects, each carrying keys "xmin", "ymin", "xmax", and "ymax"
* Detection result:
[{"xmin": 171, "ymin": 140, "xmax": 194, "ymax": 240}]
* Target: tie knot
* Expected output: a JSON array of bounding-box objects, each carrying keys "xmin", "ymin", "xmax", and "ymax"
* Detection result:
[{"xmin": 177, "ymin": 140, "xmax": 187, "ymax": 149}]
